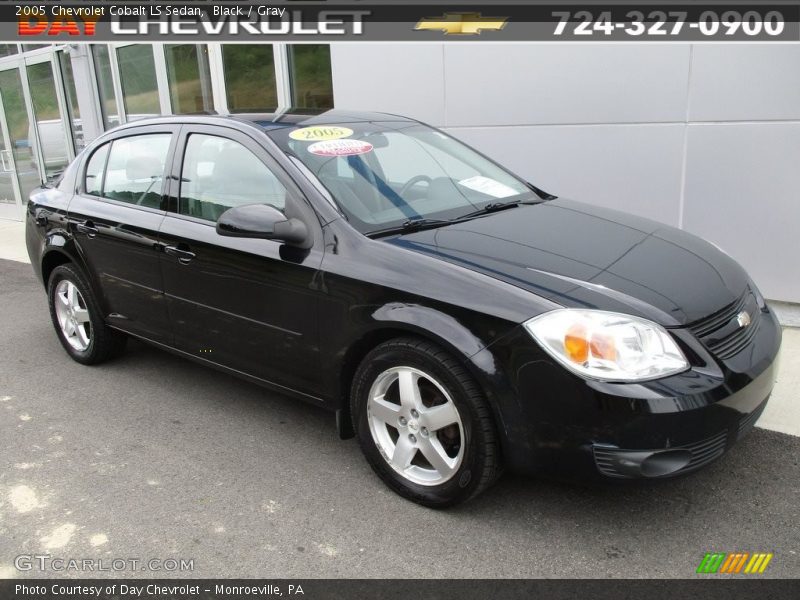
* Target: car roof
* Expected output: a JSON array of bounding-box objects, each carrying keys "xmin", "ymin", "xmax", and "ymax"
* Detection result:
[{"xmin": 112, "ymin": 109, "xmax": 417, "ymax": 134}]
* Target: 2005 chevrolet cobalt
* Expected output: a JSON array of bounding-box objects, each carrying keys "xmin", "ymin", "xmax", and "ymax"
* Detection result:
[{"xmin": 26, "ymin": 110, "xmax": 781, "ymax": 506}]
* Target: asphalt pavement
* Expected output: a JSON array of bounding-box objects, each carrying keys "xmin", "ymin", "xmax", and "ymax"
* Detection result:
[{"xmin": 1, "ymin": 258, "xmax": 798, "ymax": 579}]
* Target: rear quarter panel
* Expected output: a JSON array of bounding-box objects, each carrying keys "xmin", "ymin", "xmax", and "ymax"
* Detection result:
[{"xmin": 26, "ymin": 186, "xmax": 74, "ymax": 285}]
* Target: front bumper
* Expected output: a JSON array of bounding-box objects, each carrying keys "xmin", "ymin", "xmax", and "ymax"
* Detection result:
[
  {"xmin": 590, "ymin": 371, "xmax": 772, "ymax": 479},
  {"xmin": 488, "ymin": 304, "xmax": 782, "ymax": 479}
]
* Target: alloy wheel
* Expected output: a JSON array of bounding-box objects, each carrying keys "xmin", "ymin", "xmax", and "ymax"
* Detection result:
[
  {"xmin": 54, "ymin": 280, "xmax": 92, "ymax": 352},
  {"xmin": 367, "ymin": 366, "xmax": 465, "ymax": 486}
]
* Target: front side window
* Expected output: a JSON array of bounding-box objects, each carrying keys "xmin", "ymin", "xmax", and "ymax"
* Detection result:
[
  {"xmin": 103, "ymin": 134, "xmax": 171, "ymax": 208},
  {"xmin": 179, "ymin": 134, "xmax": 286, "ymax": 223},
  {"xmin": 268, "ymin": 122, "xmax": 533, "ymax": 235}
]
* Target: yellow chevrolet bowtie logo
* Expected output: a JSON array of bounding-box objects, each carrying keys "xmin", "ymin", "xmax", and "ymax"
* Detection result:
[{"xmin": 415, "ymin": 13, "xmax": 509, "ymax": 35}]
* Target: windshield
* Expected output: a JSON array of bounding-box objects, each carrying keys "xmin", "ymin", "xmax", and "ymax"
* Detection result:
[{"xmin": 267, "ymin": 121, "xmax": 535, "ymax": 235}]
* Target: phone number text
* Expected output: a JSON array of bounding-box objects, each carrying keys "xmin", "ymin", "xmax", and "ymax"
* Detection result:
[{"xmin": 553, "ymin": 10, "xmax": 786, "ymax": 37}]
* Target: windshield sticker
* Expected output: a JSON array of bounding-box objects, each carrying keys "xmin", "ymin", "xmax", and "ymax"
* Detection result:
[
  {"xmin": 307, "ymin": 139, "xmax": 374, "ymax": 157},
  {"xmin": 290, "ymin": 126, "xmax": 354, "ymax": 142},
  {"xmin": 458, "ymin": 176, "xmax": 518, "ymax": 198}
]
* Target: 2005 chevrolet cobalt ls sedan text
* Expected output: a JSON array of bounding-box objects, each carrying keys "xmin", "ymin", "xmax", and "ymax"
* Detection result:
[{"xmin": 26, "ymin": 110, "xmax": 781, "ymax": 506}]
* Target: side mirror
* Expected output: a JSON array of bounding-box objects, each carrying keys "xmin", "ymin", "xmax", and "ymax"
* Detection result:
[{"xmin": 216, "ymin": 204, "xmax": 310, "ymax": 248}]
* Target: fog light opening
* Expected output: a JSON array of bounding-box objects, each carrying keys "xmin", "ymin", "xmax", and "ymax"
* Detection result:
[{"xmin": 640, "ymin": 449, "xmax": 692, "ymax": 477}]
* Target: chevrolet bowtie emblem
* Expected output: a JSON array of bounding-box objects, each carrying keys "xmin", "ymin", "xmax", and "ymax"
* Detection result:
[
  {"xmin": 736, "ymin": 311, "xmax": 752, "ymax": 328},
  {"xmin": 415, "ymin": 13, "xmax": 509, "ymax": 35}
]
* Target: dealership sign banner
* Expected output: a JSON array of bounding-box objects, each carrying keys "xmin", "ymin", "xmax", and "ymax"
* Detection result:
[{"xmin": 2, "ymin": 1, "xmax": 800, "ymax": 41}]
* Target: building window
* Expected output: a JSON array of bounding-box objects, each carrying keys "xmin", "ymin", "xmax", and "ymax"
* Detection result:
[
  {"xmin": 91, "ymin": 45, "xmax": 119, "ymax": 129},
  {"xmin": 165, "ymin": 44, "xmax": 213, "ymax": 115},
  {"xmin": 0, "ymin": 44, "xmax": 18, "ymax": 58},
  {"xmin": 222, "ymin": 45, "xmax": 277, "ymax": 112},
  {"xmin": 117, "ymin": 45, "xmax": 160, "ymax": 120},
  {"xmin": 57, "ymin": 51, "xmax": 85, "ymax": 152},
  {"xmin": 288, "ymin": 45, "xmax": 333, "ymax": 109}
]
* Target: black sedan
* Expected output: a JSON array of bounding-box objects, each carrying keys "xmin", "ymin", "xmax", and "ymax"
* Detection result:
[{"xmin": 26, "ymin": 110, "xmax": 781, "ymax": 507}]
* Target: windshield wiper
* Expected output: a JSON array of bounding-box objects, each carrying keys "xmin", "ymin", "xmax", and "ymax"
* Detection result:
[
  {"xmin": 366, "ymin": 196, "xmax": 540, "ymax": 238},
  {"xmin": 458, "ymin": 200, "xmax": 522, "ymax": 219},
  {"xmin": 366, "ymin": 218, "xmax": 456, "ymax": 239}
]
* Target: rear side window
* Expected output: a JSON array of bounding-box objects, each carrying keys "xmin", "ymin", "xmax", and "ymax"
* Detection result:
[
  {"xmin": 84, "ymin": 143, "xmax": 110, "ymax": 196},
  {"xmin": 102, "ymin": 134, "xmax": 172, "ymax": 208},
  {"xmin": 56, "ymin": 156, "xmax": 81, "ymax": 193},
  {"xmin": 179, "ymin": 134, "xmax": 286, "ymax": 223}
]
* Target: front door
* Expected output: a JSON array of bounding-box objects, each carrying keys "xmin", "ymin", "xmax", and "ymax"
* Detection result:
[{"xmin": 158, "ymin": 126, "xmax": 324, "ymax": 397}]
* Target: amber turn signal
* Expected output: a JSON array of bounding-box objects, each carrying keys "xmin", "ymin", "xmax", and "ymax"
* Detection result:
[{"xmin": 564, "ymin": 323, "xmax": 589, "ymax": 363}]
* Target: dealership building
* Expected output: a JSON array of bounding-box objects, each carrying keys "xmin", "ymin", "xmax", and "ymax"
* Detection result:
[{"xmin": 0, "ymin": 42, "xmax": 797, "ymax": 303}]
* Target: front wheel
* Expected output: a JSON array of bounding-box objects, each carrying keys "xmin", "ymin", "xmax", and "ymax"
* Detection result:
[{"xmin": 351, "ymin": 338, "xmax": 501, "ymax": 507}]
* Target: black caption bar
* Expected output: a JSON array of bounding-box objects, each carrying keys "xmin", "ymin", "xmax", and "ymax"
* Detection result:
[
  {"xmin": 0, "ymin": 2, "xmax": 799, "ymax": 41},
  {"xmin": 3, "ymin": 579, "xmax": 800, "ymax": 600}
]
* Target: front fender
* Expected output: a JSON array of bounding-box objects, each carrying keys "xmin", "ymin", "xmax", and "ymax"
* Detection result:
[
  {"xmin": 370, "ymin": 303, "xmax": 490, "ymax": 359},
  {"xmin": 324, "ymin": 299, "xmax": 524, "ymax": 447},
  {"xmin": 373, "ymin": 305, "xmax": 527, "ymax": 452},
  {"xmin": 329, "ymin": 301, "xmax": 515, "ymax": 392}
]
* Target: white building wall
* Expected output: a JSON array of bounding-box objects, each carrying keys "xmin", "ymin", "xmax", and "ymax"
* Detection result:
[{"xmin": 331, "ymin": 43, "xmax": 800, "ymax": 303}]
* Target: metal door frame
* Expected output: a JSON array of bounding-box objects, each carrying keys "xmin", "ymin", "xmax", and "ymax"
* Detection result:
[
  {"xmin": 23, "ymin": 50, "xmax": 77, "ymax": 182},
  {"xmin": 0, "ymin": 91, "xmax": 25, "ymax": 220},
  {"xmin": 0, "ymin": 56, "xmax": 31, "ymax": 221}
]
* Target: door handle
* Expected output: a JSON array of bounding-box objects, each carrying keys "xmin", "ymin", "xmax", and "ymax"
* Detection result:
[
  {"xmin": 76, "ymin": 221, "xmax": 98, "ymax": 237},
  {"xmin": 0, "ymin": 149, "xmax": 13, "ymax": 172},
  {"xmin": 164, "ymin": 244, "xmax": 196, "ymax": 264}
]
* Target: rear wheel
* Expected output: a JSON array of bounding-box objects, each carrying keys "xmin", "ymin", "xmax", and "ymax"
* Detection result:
[
  {"xmin": 351, "ymin": 337, "xmax": 501, "ymax": 507},
  {"xmin": 47, "ymin": 264, "xmax": 126, "ymax": 364}
]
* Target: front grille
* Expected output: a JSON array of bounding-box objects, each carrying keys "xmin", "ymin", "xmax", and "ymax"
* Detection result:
[
  {"xmin": 593, "ymin": 430, "xmax": 728, "ymax": 478},
  {"xmin": 687, "ymin": 290, "xmax": 760, "ymax": 360}
]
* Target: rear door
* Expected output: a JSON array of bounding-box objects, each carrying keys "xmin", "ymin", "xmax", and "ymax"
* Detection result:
[
  {"xmin": 68, "ymin": 125, "xmax": 178, "ymax": 344},
  {"xmin": 158, "ymin": 124, "xmax": 324, "ymax": 397}
]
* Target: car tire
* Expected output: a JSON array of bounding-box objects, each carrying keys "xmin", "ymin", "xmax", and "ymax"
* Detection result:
[
  {"xmin": 47, "ymin": 264, "xmax": 126, "ymax": 365},
  {"xmin": 351, "ymin": 337, "xmax": 501, "ymax": 507}
]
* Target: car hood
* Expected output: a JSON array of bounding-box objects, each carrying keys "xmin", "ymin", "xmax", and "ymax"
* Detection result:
[{"xmin": 385, "ymin": 199, "xmax": 749, "ymax": 327}]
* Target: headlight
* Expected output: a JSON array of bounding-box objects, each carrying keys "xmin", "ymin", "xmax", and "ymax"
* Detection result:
[
  {"xmin": 750, "ymin": 282, "xmax": 766, "ymax": 310},
  {"xmin": 524, "ymin": 309, "xmax": 689, "ymax": 382}
]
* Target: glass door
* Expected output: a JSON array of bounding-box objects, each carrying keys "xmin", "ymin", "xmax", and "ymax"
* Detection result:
[
  {"xmin": 0, "ymin": 50, "xmax": 77, "ymax": 221},
  {"xmin": 25, "ymin": 53, "xmax": 74, "ymax": 184},
  {"xmin": 0, "ymin": 64, "xmax": 35, "ymax": 221},
  {"xmin": 0, "ymin": 92, "xmax": 24, "ymax": 220}
]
